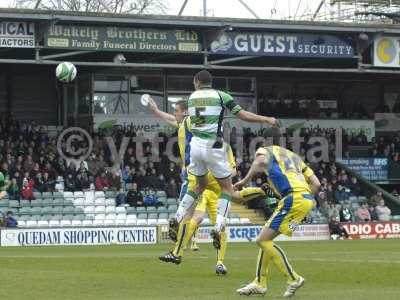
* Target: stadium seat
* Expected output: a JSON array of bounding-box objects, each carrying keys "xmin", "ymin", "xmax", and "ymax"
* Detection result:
[
  {"xmin": 42, "ymin": 192, "xmax": 53, "ymax": 199},
  {"xmin": 63, "ymin": 191, "xmax": 73, "ymax": 198},
  {"xmin": 168, "ymin": 205, "xmax": 177, "ymax": 212},
  {"xmin": 146, "ymin": 206, "xmax": 157, "ymax": 213},
  {"xmin": 52, "ymin": 214, "xmax": 63, "ymax": 220},
  {"xmin": 115, "ymin": 219, "xmax": 126, "ymax": 226},
  {"xmin": 37, "ymin": 220, "xmax": 49, "ymax": 227},
  {"xmin": 74, "ymin": 197, "xmax": 85, "ymax": 206},
  {"xmin": 105, "ymin": 206, "xmax": 116, "ymax": 214},
  {"xmin": 229, "ymin": 218, "xmax": 240, "ymax": 224},
  {"xmin": 63, "ymin": 206, "xmax": 75, "ymax": 214},
  {"xmin": 115, "ymin": 207, "xmax": 126, "ymax": 214},
  {"xmin": 168, "ymin": 213, "xmax": 175, "ymax": 219},
  {"xmin": 9, "ymin": 200, "xmax": 20, "ymax": 207},
  {"xmin": 53, "ymin": 198, "xmax": 64, "ymax": 206},
  {"xmin": 71, "ymin": 220, "xmax": 82, "ymax": 227},
  {"xmin": 125, "ymin": 219, "xmax": 137, "ymax": 226},
  {"xmin": 158, "ymin": 213, "xmax": 168, "ymax": 219},
  {"xmin": 0, "ymin": 198, "xmax": 9, "ymax": 207},
  {"xmin": 136, "ymin": 207, "xmax": 146, "ymax": 212},
  {"xmin": 136, "ymin": 219, "xmax": 147, "ymax": 225},
  {"xmin": 49, "ymin": 220, "xmax": 60, "ymax": 227},
  {"xmin": 95, "ymin": 214, "xmax": 106, "ymax": 220},
  {"xmin": 32, "ymin": 199, "xmax": 44, "ymax": 207},
  {"xmin": 74, "ymin": 207, "xmax": 84, "ymax": 214},
  {"xmin": 84, "ymin": 198, "xmax": 95, "ymax": 206},
  {"xmin": 19, "ymin": 207, "xmax": 31, "ymax": 215},
  {"xmin": 60, "ymin": 220, "xmax": 72, "ymax": 226},
  {"xmin": 63, "ymin": 198, "xmax": 74, "ymax": 206},
  {"xmin": 62, "ymin": 214, "xmax": 74, "ymax": 220},
  {"xmin": 41, "ymin": 198, "xmax": 52, "ymax": 207},
  {"xmin": 95, "ymin": 191, "xmax": 105, "ymax": 199},
  {"xmin": 157, "ymin": 219, "xmax": 168, "ymax": 225},
  {"xmin": 93, "ymin": 219, "xmax": 104, "ymax": 226},
  {"xmin": 52, "ymin": 207, "xmax": 63, "ymax": 214},
  {"xmin": 240, "ymin": 218, "xmax": 251, "ymax": 224},
  {"xmin": 95, "ymin": 198, "xmax": 106, "ymax": 206},
  {"xmin": 26, "ymin": 220, "xmax": 37, "ymax": 227},
  {"xmin": 157, "ymin": 206, "xmax": 167, "ymax": 212},
  {"xmin": 106, "ymin": 213, "xmax": 116, "ymax": 220},
  {"xmin": 156, "ymin": 191, "xmax": 166, "ymax": 197},
  {"xmin": 157, "ymin": 197, "xmax": 167, "ymax": 205},
  {"xmin": 202, "ymin": 218, "xmax": 211, "ymax": 225},
  {"xmin": 147, "ymin": 219, "xmax": 157, "ymax": 225},
  {"xmin": 138, "ymin": 213, "xmax": 147, "ymax": 219},
  {"xmin": 167, "ymin": 198, "xmax": 177, "ymax": 205},
  {"xmin": 105, "ymin": 191, "xmax": 116, "ymax": 198},
  {"xmin": 82, "ymin": 220, "xmax": 93, "ymax": 226},
  {"xmin": 116, "ymin": 214, "xmax": 126, "ymax": 221},
  {"xmin": 74, "ymin": 191, "xmax": 84, "ymax": 197},
  {"xmin": 126, "ymin": 207, "xmax": 136, "ymax": 213},
  {"xmin": 20, "ymin": 200, "xmax": 30, "ymax": 207},
  {"xmin": 126, "ymin": 214, "xmax": 137, "ymax": 220},
  {"xmin": 358, "ymin": 196, "xmax": 367, "ymax": 202},
  {"xmin": 73, "ymin": 214, "xmax": 85, "ymax": 221},
  {"xmin": 18, "ymin": 220, "xmax": 26, "ymax": 227},
  {"xmin": 41, "ymin": 206, "xmax": 52, "ymax": 215},
  {"xmin": 95, "ymin": 206, "xmax": 106, "ymax": 214},
  {"xmin": 392, "ymin": 215, "xmax": 400, "ymax": 220},
  {"xmin": 148, "ymin": 213, "xmax": 158, "ymax": 219},
  {"xmin": 84, "ymin": 206, "xmax": 95, "ymax": 214},
  {"xmin": 85, "ymin": 214, "xmax": 95, "ymax": 220},
  {"xmin": 104, "ymin": 219, "xmax": 115, "ymax": 226},
  {"xmin": 33, "ymin": 192, "xmax": 42, "ymax": 199},
  {"xmin": 125, "ymin": 183, "xmax": 133, "ymax": 190},
  {"xmin": 105, "ymin": 199, "xmax": 115, "ymax": 206},
  {"xmin": 53, "ymin": 191, "xmax": 64, "ymax": 198}
]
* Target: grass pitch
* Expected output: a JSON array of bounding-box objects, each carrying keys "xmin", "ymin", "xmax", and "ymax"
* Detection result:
[{"xmin": 0, "ymin": 239, "xmax": 399, "ymax": 300}]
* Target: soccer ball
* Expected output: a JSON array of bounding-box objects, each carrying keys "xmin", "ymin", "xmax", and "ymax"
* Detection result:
[{"xmin": 56, "ymin": 62, "xmax": 77, "ymax": 83}]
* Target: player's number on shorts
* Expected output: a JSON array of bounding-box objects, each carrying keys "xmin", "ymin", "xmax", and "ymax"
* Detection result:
[{"xmin": 194, "ymin": 107, "xmax": 206, "ymax": 126}]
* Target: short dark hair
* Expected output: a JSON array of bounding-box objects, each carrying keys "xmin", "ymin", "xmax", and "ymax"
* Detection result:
[
  {"xmin": 175, "ymin": 100, "xmax": 187, "ymax": 111},
  {"xmin": 194, "ymin": 70, "xmax": 212, "ymax": 86}
]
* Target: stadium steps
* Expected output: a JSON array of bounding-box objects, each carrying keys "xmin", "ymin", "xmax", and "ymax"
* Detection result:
[{"xmin": 230, "ymin": 202, "xmax": 265, "ymax": 224}]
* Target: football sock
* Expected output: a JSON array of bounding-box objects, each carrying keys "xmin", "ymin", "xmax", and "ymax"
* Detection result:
[
  {"xmin": 254, "ymin": 241, "xmax": 299, "ymax": 288},
  {"xmin": 172, "ymin": 220, "xmax": 189, "ymax": 257},
  {"xmin": 215, "ymin": 193, "xmax": 231, "ymax": 232},
  {"xmin": 239, "ymin": 187, "xmax": 266, "ymax": 202},
  {"xmin": 175, "ymin": 219, "xmax": 198, "ymax": 257},
  {"xmin": 216, "ymin": 227, "xmax": 227, "ymax": 265}
]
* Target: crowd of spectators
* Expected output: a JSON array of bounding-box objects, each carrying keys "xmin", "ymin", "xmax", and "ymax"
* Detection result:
[{"xmin": 0, "ymin": 113, "xmax": 397, "ymax": 224}]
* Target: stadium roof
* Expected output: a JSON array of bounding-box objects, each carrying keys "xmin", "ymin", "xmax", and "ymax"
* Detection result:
[{"xmin": 1, "ymin": 8, "xmax": 400, "ymax": 34}]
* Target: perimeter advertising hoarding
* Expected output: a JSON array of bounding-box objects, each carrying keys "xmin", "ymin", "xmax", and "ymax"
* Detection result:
[
  {"xmin": 210, "ymin": 32, "xmax": 354, "ymax": 58},
  {"xmin": 0, "ymin": 227, "xmax": 157, "ymax": 247},
  {"xmin": 0, "ymin": 21, "xmax": 35, "ymax": 48},
  {"xmin": 341, "ymin": 222, "xmax": 400, "ymax": 239},
  {"xmin": 45, "ymin": 24, "xmax": 200, "ymax": 53},
  {"xmin": 195, "ymin": 224, "xmax": 330, "ymax": 243}
]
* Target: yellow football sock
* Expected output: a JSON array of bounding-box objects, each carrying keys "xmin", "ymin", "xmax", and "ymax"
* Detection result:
[
  {"xmin": 254, "ymin": 240, "xmax": 299, "ymax": 287},
  {"xmin": 173, "ymin": 219, "xmax": 198, "ymax": 257},
  {"xmin": 172, "ymin": 220, "xmax": 189, "ymax": 257},
  {"xmin": 191, "ymin": 227, "xmax": 199, "ymax": 248},
  {"xmin": 239, "ymin": 187, "xmax": 266, "ymax": 202},
  {"xmin": 217, "ymin": 228, "xmax": 227, "ymax": 265}
]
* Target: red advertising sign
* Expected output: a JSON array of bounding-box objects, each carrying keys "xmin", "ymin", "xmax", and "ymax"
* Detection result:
[{"xmin": 341, "ymin": 222, "xmax": 400, "ymax": 239}]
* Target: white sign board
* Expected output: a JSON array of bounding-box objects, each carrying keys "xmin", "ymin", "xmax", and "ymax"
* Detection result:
[
  {"xmin": 0, "ymin": 22, "xmax": 35, "ymax": 48},
  {"xmin": 1, "ymin": 227, "xmax": 157, "ymax": 247}
]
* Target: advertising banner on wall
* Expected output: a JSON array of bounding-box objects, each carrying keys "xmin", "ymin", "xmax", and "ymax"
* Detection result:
[
  {"xmin": 195, "ymin": 224, "xmax": 330, "ymax": 243},
  {"xmin": 0, "ymin": 227, "xmax": 157, "ymax": 247},
  {"xmin": 0, "ymin": 21, "xmax": 35, "ymax": 48},
  {"xmin": 210, "ymin": 32, "xmax": 354, "ymax": 58},
  {"xmin": 341, "ymin": 222, "xmax": 400, "ymax": 240},
  {"xmin": 373, "ymin": 36, "xmax": 400, "ymax": 68},
  {"xmin": 336, "ymin": 158, "xmax": 388, "ymax": 181},
  {"xmin": 45, "ymin": 25, "xmax": 200, "ymax": 53}
]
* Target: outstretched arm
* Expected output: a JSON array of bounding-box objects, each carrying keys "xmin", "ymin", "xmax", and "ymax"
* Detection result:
[
  {"xmin": 148, "ymin": 97, "xmax": 178, "ymax": 127},
  {"xmin": 236, "ymin": 110, "xmax": 278, "ymax": 127},
  {"xmin": 234, "ymin": 154, "xmax": 266, "ymax": 190}
]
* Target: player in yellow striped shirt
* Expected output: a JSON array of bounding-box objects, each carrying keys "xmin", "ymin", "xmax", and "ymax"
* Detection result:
[{"xmin": 234, "ymin": 146, "xmax": 321, "ymax": 298}]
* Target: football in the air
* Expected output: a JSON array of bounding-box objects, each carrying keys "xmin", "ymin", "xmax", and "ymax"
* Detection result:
[{"xmin": 56, "ymin": 62, "xmax": 77, "ymax": 83}]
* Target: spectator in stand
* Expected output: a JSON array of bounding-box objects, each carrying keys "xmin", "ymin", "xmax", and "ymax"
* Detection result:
[
  {"xmin": 339, "ymin": 203, "xmax": 353, "ymax": 222},
  {"xmin": 115, "ymin": 188, "xmax": 127, "ymax": 206},
  {"xmin": 20, "ymin": 178, "xmax": 34, "ymax": 200},
  {"xmin": 95, "ymin": 171, "xmax": 110, "ymax": 191},
  {"xmin": 122, "ymin": 165, "xmax": 133, "ymax": 186},
  {"xmin": 348, "ymin": 177, "xmax": 361, "ymax": 197},
  {"xmin": 4, "ymin": 211, "xmax": 18, "ymax": 228},
  {"xmin": 334, "ymin": 184, "xmax": 348, "ymax": 203},
  {"xmin": 155, "ymin": 174, "xmax": 166, "ymax": 191},
  {"xmin": 42, "ymin": 172, "xmax": 55, "ymax": 192},
  {"xmin": 328, "ymin": 217, "xmax": 349, "ymax": 240},
  {"xmin": 127, "ymin": 183, "xmax": 144, "ymax": 207},
  {"xmin": 369, "ymin": 205, "xmax": 378, "ymax": 221},
  {"xmin": 327, "ymin": 202, "xmax": 339, "ymax": 221},
  {"xmin": 7, "ymin": 178, "xmax": 20, "ymax": 200},
  {"xmin": 356, "ymin": 203, "xmax": 371, "ymax": 222},
  {"xmin": 143, "ymin": 188, "xmax": 158, "ymax": 207},
  {"xmin": 392, "ymin": 189, "xmax": 400, "ymax": 200},
  {"xmin": 375, "ymin": 199, "xmax": 391, "ymax": 221},
  {"xmin": 392, "ymin": 96, "xmax": 400, "ymax": 113},
  {"xmin": 64, "ymin": 173, "xmax": 76, "ymax": 192},
  {"xmin": 308, "ymin": 98, "xmax": 320, "ymax": 118},
  {"xmin": 368, "ymin": 191, "xmax": 384, "ymax": 207},
  {"xmin": 166, "ymin": 178, "xmax": 179, "ymax": 198}
]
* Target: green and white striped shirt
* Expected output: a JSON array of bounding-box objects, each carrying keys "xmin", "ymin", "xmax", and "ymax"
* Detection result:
[{"xmin": 188, "ymin": 89, "xmax": 242, "ymax": 140}]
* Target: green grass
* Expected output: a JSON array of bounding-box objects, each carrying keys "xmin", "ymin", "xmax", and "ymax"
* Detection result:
[{"xmin": 0, "ymin": 240, "xmax": 399, "ymax": 300}]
